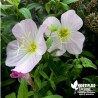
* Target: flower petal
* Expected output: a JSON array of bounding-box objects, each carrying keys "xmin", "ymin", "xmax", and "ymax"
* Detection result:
[
  {"xmin": 48, "ymin": 33, "xmax": 61, "ymax": 52},
  {"xmin": 37, "ymin": 38, "xmax": 47, "ymax": 55},
  {"xmin": 65, "ymin": 31, "xmax": 85, "ymax": 54},
  {"xmin": 12, "ymin": 19, "xmax": 37, "ymax": 41},
  {"xmin": 61, "ymin": 10, "xmax": 83, "ymax": 31},
  {"xmin": 12, "ymin": 53, "xmax": 42, "ymax": 73},
  {"xmin": 48, "ymin": 32, "xmax": 66, "ymax": 56},
  {"xmin": 36, "ymin": 24, "xmax": 47, "ymax": 42},
  {"xmin": 42, "ymin": 17, "xmax": 61, "ymax": 36},
  {"xmin": 52, "ymin": 49, "xmax": 66, "ymax": 56},
  {"xmin": 48, "ymin": 41, "xmax": 66, "ymax": 56},
  {"xmin": 6, "ymin": 40, "xmax": 27, "ymax": 67}
]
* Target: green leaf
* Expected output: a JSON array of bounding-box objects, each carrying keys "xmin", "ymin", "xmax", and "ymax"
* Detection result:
[
  {"xmin": 75, "ymin": 64, "xmax": 83, "ymax": 68},
  {"xmin": 55, "ymin": 75, "xmax": 66, "ymax": 83},
  {"xmin": 2, "ymin": 15, "xmax": 17, "ymax": 33},
  {"xmin": 1, "ymin": 33, "xmax": 10, "ymax": 43},
  {"xmin": 0, "ymin": 5, "xmax": 13, "ymax": 10},
  {"xmin": 26, "ymin": 3, "xmax": 41, "ymax": 10},
  {"xmin": 41, "ymin": 81, "xmax": 48, "ymax": 88},
  {"xmin": 28, "ymin": 91, "xmax": 34, "ymax": 97},
  {"xmin": 82, "ymin": 51, "xmax": 95, "ymax": 59},
  {"xmin": 63, "ymin": 0, "xmax": 78, "ymax": 4},
  {"xmin": 34, "ymin": 65, "xmax": 40, "ymax": 77},
  {"xmin": 50, "ymin": 71, "xmax": 54, "ymax": 80},
  {"xmin": 19, "ymin": 8, "xmax": 32, "ymax": 19},
  {"xmin": 60, "ymin": 2, "xmax": 69, "ymax": 10},
  {"xmin": 1, "ymin": 12, "xmax": 6, "ymax": 17},
  {"xmin": 33, "ymin": 91, "xmax": 43, "ymax": 98},
  {"xmin": 34, "ymin": 76, "xmax": 42, "ymax": 89},
  {"xmin": 49, "ymin": 80, "xmax": 56, "ymax": 90},
  {"xmin": 46, "ymin": 90, "xmax": 53, "ymax": 96},
  {"xmin": 5, "ymin": 92, "xmax": 16, "ymax": 98},
  {"xmin": 43, "ymin": 95, "xmax": 63, "ymax": 98},
  {"xmin": 45, "ymin": 0, "xmax": 55, "ymax": 14},
  {"xmin": 80, "ymin": 57, "xmax": 97, "ymax": 69},
  {"xmin": 46, "ymin": 37, "xmax": 53, "ymax": 48},
  {"xmin": 2, "ymin": 79, "xmax": 16, "ymax": 87},
  {"xmin": 6, "ymin": 0, "xmax": 20, "ymax": 7},
  {"xmin": 53, "ymin": 57, "xmax": 61, "ymax": 62},
  {"xmin": 17, "ymin": 78, "xmax": 28, "ymax": 98},
  {"xmin": 63, "ymin": 64, "xmax": 73, "ymax": 72},
  {"xmin": 82, "ymin": 78, "xmax": 92, "ymax": 83},
  {"xmin": 47, "ymin": 54, "xmax": 60, "ymax": 75},
  {"xmin": 70, "ymin": 68, "xmax": 82, "ymax": 80},
  {"xmin": 63, "ymin": 53, "xmax": 70, "ymax": 57},
  {"xmin": 93, "ymin": 88, "xmax": 98, "ymax": 93},
  {"xmin": 82, "ymin": 75, "xmax": 98, "ymax": 84},
  {"xmin": 40, "ymin": 71, "xmax": 49, "ymax": 79},
  {"xmin": 45, "ymin": 2, "xmax": 51, "ymax": 14}
]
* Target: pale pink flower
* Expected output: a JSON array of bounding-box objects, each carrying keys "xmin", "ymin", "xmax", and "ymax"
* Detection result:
[
  {"xmin": 6, "ymin": 19, "xmax": 47, "ymax": 73},
  {"xmin": 42, "ymin": 10, "xmax": 85, "ymax": 56}
]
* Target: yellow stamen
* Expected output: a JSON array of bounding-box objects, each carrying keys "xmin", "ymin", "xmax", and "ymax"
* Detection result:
[
  {"xmin": 20, "ymin": 32, "xmax": 37, "ymax": 54},
  {"xmin": 59, "ymin": 28, "xmax": 70, "ymax": 39},
  {"xmin": 27, "ymin": 42, "xmax": 37, "ymax": 53}
]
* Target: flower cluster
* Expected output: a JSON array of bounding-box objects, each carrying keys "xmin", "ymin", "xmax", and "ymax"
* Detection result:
[{"xmin": 6, "ymin": 10, "xmax": 85, "ymax": 76}]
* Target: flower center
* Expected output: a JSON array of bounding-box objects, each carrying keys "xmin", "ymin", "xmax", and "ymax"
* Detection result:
[
  {"xmin": 27, "ymin": 42, "xmax": 37, "ymax": 53},
  {"xmin": 59, "ymin": 28, "xmax": 70, "ymax": 39}
]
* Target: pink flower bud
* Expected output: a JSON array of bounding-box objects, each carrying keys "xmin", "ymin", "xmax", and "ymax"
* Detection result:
[{"xmin": 10, "ymin": 71, "xmax": 29, "ymax": 79}]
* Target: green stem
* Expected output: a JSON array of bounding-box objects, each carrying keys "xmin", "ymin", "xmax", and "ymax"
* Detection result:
[{"xmin": 75, "ymin": 54, "xmax": 79, "ymax": 59}]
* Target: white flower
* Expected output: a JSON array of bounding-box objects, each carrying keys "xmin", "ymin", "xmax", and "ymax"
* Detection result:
[
  {"xmin": 42, "ymin": 10, "xmax": 85, "ymax": 56},
  {"xmin": 6, "ymin": 19, "xmax": 47, "ymax": 73}
]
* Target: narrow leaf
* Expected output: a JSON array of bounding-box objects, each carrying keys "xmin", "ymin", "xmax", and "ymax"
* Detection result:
[
  {"xmin": 19, "ymin": 8, "xmax": 32, "ymax": 19},
  {"xmin": 0, "ymin": 5, "xmax": 13, "ymax": 10},
  {"xmin": 17, "ymin": 78, "xmax": 28, "ymax": 98},
  {"xmin": 60, "ymin": 2, "xmax": 69, "ymax": 10},
  {"xmin": 43, "ymin": 95, "xmax": 63, "ymax": 98},
  {"xmin": 49, "ymin": 80, "xmax": 56, "ymax": 90},
  {"xmin": 82, "ymin": 51, "xmax": 95, "ymax": 59},
  {"xmin": 26, "ymin": 3, "xmax": 41, "ymax": 10},
  {"xmin": 40, "ymin": 71, "xmax": 49, "ymax": 79},
  {"xmin": 6, "ymin": 0, "xmax": 20, "ymax": 7},
  {"xmin": 45, "ymin": 2, "xmax": 51, "ymax": 14},
  {"xmin": 5, "ymin": 92, "xmax": 16, "ymax": 98},
  {"xmin": 28, "ymin": 91, "xmax": 34, "ymax": 97},
  {"xmin": 2, "ymin": 79, "xmax": 15, "ymax": 87},
  {"xmin": 63, "ymin": 0, "xmax": 79, "ymax": 4},
  {"xmin": 34, "ymin": 76, "xmax": 42, "ymax": 89}
]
